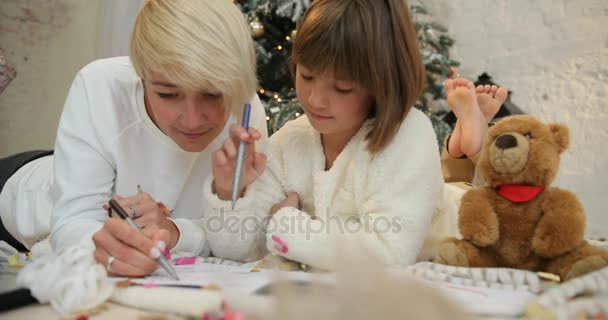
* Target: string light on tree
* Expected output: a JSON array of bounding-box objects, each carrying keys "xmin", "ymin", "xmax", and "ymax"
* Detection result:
[{"xmin": 250, "ymin": 17, "xmax": 265, "ymax": 38}]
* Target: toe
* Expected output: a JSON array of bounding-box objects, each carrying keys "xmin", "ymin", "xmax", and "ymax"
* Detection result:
[
  {"xmin": 444, "ymin": 79, "xmax": 455, "ymax": 93},
  {"xmin": 495, "ymin": 86, "xmax": 509, "ymax": 103}
]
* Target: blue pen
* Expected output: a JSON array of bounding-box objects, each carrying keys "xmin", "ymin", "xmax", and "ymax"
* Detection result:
[{"xmin": 231, "ymin": 103, "xmax": 252, "ymax": 209}]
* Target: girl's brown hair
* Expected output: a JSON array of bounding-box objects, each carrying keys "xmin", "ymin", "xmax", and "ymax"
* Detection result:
[{"xmin": 291, "ymin": 0, "xmax": 425, "ymax": 153}]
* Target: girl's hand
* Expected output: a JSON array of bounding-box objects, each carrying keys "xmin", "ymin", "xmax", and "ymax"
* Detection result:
[
  {"xmin": 93, "ymin": 219, "xmax": 170, "ymax": 277},
  {"xmin": 270, "ymin": 192, "xmax": 301, "ymax": 215},
  {"xmin": 106, "ymin": 193, "xmax": 180, "ymax": 249},
  {"xmin": 212, "ymin": 124, "xmax": 266, "ymax": 201}
]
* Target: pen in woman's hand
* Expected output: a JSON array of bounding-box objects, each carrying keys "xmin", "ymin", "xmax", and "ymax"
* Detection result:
[{"xmin": 108, "ymin": 199, "xmax": 179, "ymax": 280}]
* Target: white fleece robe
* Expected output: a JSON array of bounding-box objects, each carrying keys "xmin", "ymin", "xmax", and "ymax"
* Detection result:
[{"xmin": 202, "ymin": 108, "xmax": 444, "ymax": 270}]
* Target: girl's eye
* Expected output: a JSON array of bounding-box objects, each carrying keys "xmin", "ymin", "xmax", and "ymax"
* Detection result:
[
  {"xmin": 157, "ymin": 92, "xmax": 177, "ymax": 99},
  {"xmin": 300, "ymin": 74, "xmax": 313, "ymax": 81},
  {"xmin": 335, "ymin": 87, "xmax": 353, "ymax": 94},
  {"xmin": 524, "ymin": 133, "xmax": 533, "ymax": 139}
]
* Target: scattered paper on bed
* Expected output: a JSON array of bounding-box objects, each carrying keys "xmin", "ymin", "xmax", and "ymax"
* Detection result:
[
  {"xmin": 110, "ymin": 262, "xmax": 335, "ymax": 294},
  {"xmin": 110, "ymin": 261, "xmax": 536, "ymax": 316},
  {"xmin": 110, "ymin": 263, "xmax": 264, "ymax": 293}
]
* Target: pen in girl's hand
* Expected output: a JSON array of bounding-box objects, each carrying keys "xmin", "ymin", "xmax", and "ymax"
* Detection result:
[{"xmin": 231, "ymin": 103, "xmax": 252, "ymax": 209}]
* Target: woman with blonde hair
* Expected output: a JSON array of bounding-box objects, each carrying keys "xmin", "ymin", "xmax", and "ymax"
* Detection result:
[{"xmin": 0, "ymin": 0, "xmax": 267, "ymax": 277}]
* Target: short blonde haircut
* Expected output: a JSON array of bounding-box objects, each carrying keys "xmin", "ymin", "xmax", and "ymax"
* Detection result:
[
  {"xmin": 291, "ymin": 0, "xmax": 425, "ymax": 153},
  {"xmin": 130, "ymin": 0, "xmax": 257, "ymax": 116}
]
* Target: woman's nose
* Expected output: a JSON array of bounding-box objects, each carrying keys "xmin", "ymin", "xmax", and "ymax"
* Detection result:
[{"xmin": 181, "ymin": 99, "xmax": 206, "ymax": 129}]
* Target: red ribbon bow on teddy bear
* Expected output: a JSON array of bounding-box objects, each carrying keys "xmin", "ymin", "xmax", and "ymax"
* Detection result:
[{"xmin": 496, "ymin": 184, "xmax": 545, "ymax": 203}]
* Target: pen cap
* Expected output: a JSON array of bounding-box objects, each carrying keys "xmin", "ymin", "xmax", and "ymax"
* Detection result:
[{"xmin": 241, "ymin": 103, "xmax": 251, "ymax": 129}]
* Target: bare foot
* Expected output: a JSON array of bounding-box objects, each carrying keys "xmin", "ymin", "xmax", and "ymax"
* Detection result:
[
  {"xmin": 445, "ymin": 79, "xmax": 463, "ymax": 157},
  {"xmin": 449, "ymin": 120, "xmax": 464, "ymax": 157},
  {"xmin": 476, "ymin": 84, "xmax": 509, "ymax": 122},
  {"xmin": 445, "ymin": 78, "xmax": 486, "ymax": 157}
]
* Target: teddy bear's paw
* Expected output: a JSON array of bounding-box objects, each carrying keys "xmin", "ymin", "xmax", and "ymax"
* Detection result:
[
  {"xmin": 563, "ymin": 255, "xmax": 608, "ymax": 280},
  {"xmin": 532, "ymin": 234, "xmax": 563, "ymax": 257},
  {"xmin": 469, "ymin": 225, "xmax": 498, "ymax": 247},
  {"xmin": 435, "ymin": 242, "xmax": 470, "ymax": 267}
]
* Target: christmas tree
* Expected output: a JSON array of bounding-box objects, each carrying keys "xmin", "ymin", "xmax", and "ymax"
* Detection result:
[{"xmin": 236, "ymin": 0, "xmax": 459, "ymax": 148}]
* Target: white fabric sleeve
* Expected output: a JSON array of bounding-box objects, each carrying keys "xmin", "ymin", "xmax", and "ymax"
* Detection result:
[
  {"xmin": 0, "ymin": 156, "xmax": 54, "ymax": 250},
  {"xmin": 265, "ymin": 119, "xmax": 444, "ymax": 271},
  {"xmin": 170, "ymin": 218, "xmax": 210, "ymax": 256},
  {"xmin": 49, "ymin": 73, "xmax": 115, "ymax": 250}
]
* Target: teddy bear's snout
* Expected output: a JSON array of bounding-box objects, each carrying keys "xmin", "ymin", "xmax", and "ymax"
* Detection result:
[
  {"xmin": 495, "ymin": 134, "xmax": 518, "ymax": 150},
  {"xmin": 489, "ymin": 132, "xmax": 530, "ymax": 174}
]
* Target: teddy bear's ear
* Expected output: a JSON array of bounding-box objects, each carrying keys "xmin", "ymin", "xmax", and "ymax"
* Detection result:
[{"xmin": 549, "ymin": 123, "xmax": 569, "ymax": 153}]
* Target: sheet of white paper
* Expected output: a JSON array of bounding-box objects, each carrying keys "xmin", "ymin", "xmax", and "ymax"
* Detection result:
[
  {"xmin": 110, "ymin": 262, "xmax": 335, "ymax": 294},
  {"xmin": 111, "ymin": 263, "xmax": 268, "ymax": 293},
  {"xmin": 110, "ymin": 262, "xmax": 535, "ymax": 316}
]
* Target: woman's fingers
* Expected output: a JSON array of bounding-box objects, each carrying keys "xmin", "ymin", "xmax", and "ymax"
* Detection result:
[
  {"xmin": 151, "ymin": 229, "xmax": 170, "ymax": 248},
  {"xmin": 106, "ymin": 219, "xmax": 157, "ymax": 253},
  {"xmin": 112, "ymin": 192, "xmax": 153, "ymax": 207},
  {"xmin": 94, "ymin": 247, "xmax": 151, "ymax": 277},
  {"xmin": 92, "ymin": 220, "xmax": 159, "ymax": 276},
  {"xmin": 129, "ymin": 201, "xmax": 160, "ymax": 221},
  {"xmin": 110, "ymin": 193, "xmax": 157, "ymax": 218}
]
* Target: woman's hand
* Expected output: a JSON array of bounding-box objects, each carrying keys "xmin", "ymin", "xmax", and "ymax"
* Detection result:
[
  {"xmin": 270, "ymin": 192, "xmax": 301, "ymax": 215},
  {"xmin": 106, "ymin": 193, "xmax": 180, "ymax": 249},
  {"xmin": 212, "ymin": 124, "xmax": 266, "ymax": 201},
  {"xmin": 93, "ymin": 218, "xmax": 170, "ymax": 277}
]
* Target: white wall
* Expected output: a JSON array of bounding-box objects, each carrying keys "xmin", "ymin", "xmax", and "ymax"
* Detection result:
[
  {"xmin": 0, "ymin": 0, "xmax": 100, "ymax": 155},
  {"xmin": 426, "ymin": 0, "xmax": 608, "ymax": 236},
  {"xmin": 96, "ymin": 0, "xmax": 143, "ymax": 58}
]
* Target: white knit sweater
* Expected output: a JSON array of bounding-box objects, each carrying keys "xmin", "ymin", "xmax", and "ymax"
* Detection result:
[
  {"xmin": 0, "ymin": 57, "xmax": 268, "ymax": 254},
  {"xmin": 203, "ymin": 109, "xmax": 443, "ymax": 270}
]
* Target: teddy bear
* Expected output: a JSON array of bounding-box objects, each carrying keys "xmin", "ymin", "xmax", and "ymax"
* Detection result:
[{"xmin": 435, "ymin": 115, "xmax": 608, "ymax": 281}]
